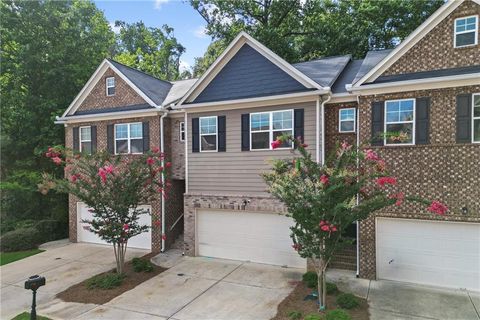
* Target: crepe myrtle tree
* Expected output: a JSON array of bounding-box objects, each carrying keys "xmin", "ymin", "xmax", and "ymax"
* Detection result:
[
  {"xmin": 39, "ymin": 146, "xmax": 171, "ymax": 274},
  {"xmin": 263, "ymin": 136, "xmax": 447, "ymax": 310}
]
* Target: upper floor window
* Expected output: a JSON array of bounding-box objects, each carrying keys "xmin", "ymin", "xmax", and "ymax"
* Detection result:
[
  {"xmin": 200, "ymin": 116, "xmax": 217, "ymax": 152},
  {"xmin": 250, "ymin": 109, "xmax": 293, "ymax": 150},
  {"xmin": 473, "ymin": 93, "xmax": 480, "ymax": 143},
  {"xmin": 339, "ymin": 108, "xmax": 356, "ymax": 133},
  {"xmin": 115, "ymin": 122, "xmax": 143, "ymax": 154},
  {"xmin": 384, "ymin": 99, "xmax": 415, "ymax": 145},
  {"xmin": 179, "ymin": 121, "xmax": 185, "ymax": 142},
  {"xmin": 79, "ymin": 126, "xmax": 92, "ymax": 154},
  {"xmin": 106, "ymin": 77, "xmax": 116, "ymax": 96},
  {"xmin": 454, "ymin": 16, "xmax": 478, "ymax": 48}
]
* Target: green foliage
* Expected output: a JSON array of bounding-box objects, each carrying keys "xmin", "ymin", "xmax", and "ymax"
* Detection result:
[
  {"xmin": 86, "ymin": 273, "xmax": 125, "ymax": 290},
  {"xmin": 304, "ymin": 314, "xmax": 323, "ymax": 320},
  {"xmin": 132, "ymin": 257, "xmax": 154, "ymax": 273},
  {"xmin": 326, "ymin": 282, "xmax": 338, "ymax": 295},
  {"xmin": 35, "ymin": 219, "xmax": 68, "ymax": 243},
  {"xmin": 11, "ymin": 312, "xmax": 52, "ymax": 320},
  {"xmin": 302, "ymin": 271, "xmax": 318, "ymax": 288},
  {"xmin": 0, "ymin": 249, "xmax": 44, "ymax": 266},
  {"xmin": 287, "ymin": 310, "xmax": 302, "ymax": 320},
  {"xmin": 0, "ymin": 227, "xmax": 41, "ymax": 252},
  {"xmin": 325, "ymin": 309, "xmax": 351, "ymax": 320},
  {"xmin": 192, "ymin": 39, "xmax": 227, "ymax": 77},
  {"xmin": 336, "ymin": 293, "xmax": 359, "ymax": 309}
]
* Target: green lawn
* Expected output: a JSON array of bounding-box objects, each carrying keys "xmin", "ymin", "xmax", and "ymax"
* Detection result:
[
  {"xmin": 11, "ymin": 312, "xmax": 51, "ymax": 320},
  {"xmin": 0, "ymin": 249, "xmax": 44, "ymax": 266}
]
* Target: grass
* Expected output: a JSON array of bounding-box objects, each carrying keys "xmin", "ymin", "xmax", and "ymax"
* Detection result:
[
  {"xmin": 0, "ymin": 249, "xmax": 44, "ymax": 266},
  {"xmin": 11, "ymin": 312, "xmax": 52, "ymax": 320}
]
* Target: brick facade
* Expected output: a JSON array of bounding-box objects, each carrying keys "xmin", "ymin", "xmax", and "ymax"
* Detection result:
[
  {"xmin": 324, "ymin": 102, "xmax": 358, "ymax": 155},
  {"xmin": 76, "ymin": 68, "xmax": 147, "ymax": 113},
  {"xmin": 357, "ymin": 85, "xmax": 480, "ymax": 279},
  {"xmin": 169, "ymin": 116, "xmax": 186, "ymax": 180},
  {"xmin": 383, "ymin": 0, "xmax": 480, "ymax": 76}
]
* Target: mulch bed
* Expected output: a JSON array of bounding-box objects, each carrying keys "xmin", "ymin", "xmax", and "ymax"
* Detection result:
[
  {"xmin": 271, "ymin": 281, "xmax": 369, "ymax": 320},
  {"xmin": 56, "ymin": 253, "xmax": 166, "ymax": 305}
]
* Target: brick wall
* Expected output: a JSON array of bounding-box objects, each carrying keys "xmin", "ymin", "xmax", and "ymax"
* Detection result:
[
  {"xmin": 357, "ymin": 85, "xmax": 480, "ymax": 279},
  {"xmin": 325, "ymin": 102, "xmax": 358, "ymax": 155},
  {"xmin": 383, "ymin": 0, "xmax": 480, "ymax": 76},
  {"xmin": 76, "ymin": 68, "xmax": 147, "ymax": 113},
  {"xmin": 169, "ymin": 116, "xmax": 186, "ymax": 180}
]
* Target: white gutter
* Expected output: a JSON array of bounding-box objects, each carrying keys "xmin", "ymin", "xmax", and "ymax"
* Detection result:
[
  {"xmin": 320, "ymin": 95, "xmax": 331, "ymax": 165},
  {"xmin": 184, "ymin": 111, "xmax": 188, "ymax": 194},
  {"xmin": 55, "ymin": 109, "xmax": 161, "ymax": 124},
  {"xmin": 160, "ymin": 109, "xmax": 169, "ymax": 252},
  {"xmin": 355, "ymin": 94, "xmax": 361, "ymax": 277}
]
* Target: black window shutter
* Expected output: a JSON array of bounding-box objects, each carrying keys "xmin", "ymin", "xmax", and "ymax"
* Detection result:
[
  {"xmin": 456, "ymin": 94, "xmax": 472, "ymax": 143},
  {"xmin": 107, "ymin": 124, "xmax": 115, "ymax": 154},
  {"xmin": 91, "ymin": 126, "xmax": 97, "ymax": 153},
  {"xmin": 192, "ymin": 118, "xmax": 199, "ymax": 152},
  {"xmin": 371, "ymin": 101, "xmax": 385, "ymax": 146},
  {"xmin": 241, "ymin": 114, "xmax": 250, "ymax": 151},
  {"xmin": 415, "ymin": 97, "xmax": 430, "ymax": 145},
  {"xmin": 294, "ymin": 109, "xmax": 305, "ymax": 144},
  {"xmin": 218, "ymin": 116, "xmax": 226, "ymax": 152},
  {"xmin": 142, "ymin": 121, "xmax": 150, "ymax": 153},
  {"xmin": 73, "ymin": 127, "xmax": 79, "ymax": 151}
]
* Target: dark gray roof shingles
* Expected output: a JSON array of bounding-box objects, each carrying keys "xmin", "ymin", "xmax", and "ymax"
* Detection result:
[{"xmin": 293, "ymin": 55, "xmax": 351, "ymax": 87}]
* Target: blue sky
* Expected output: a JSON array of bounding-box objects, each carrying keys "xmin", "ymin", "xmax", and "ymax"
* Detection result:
[{"xmin": 94, "ymin": 0, "xmax": 212, "ymax": 72}]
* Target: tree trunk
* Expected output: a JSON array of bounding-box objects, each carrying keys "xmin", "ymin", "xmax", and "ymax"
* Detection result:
[
  {"xmin": 113, "ymin": 242, "xmax": 127, "ymax": 274},
  {"xmin": 316, "ymin": 257, "xmax": 327, "ymax": 311}
]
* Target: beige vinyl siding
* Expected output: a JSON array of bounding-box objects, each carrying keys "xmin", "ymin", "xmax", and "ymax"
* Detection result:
[{"xmin": 187, "ymin": 101, "xmax": 319, "ymax": 196}]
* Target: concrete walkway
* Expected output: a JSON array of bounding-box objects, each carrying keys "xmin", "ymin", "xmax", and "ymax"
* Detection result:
[{"xmin": 327, "ymin": 269, "xmax": 480, "ymax": 320}]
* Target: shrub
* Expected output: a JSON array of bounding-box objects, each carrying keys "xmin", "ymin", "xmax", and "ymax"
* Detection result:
[
  {"xmin": 336, "ymin": 293, "xmax": 359, "ymax": 309},
  {"xmin": 35, "ymin": 219, "xmax": 68, "ymax": 243},
  {"xmin": 304, "ymin": 314, "xmax": 323, "ymax": 320},
  {"xmin": 326, "ymin": 282, "xmax": 338, "ymax": 295},
  {"xmin": 132, "ymin": 257, "xmax": 154, "ymax": 273},
  {"xmin": 287, "ymin": 310, "xmax": 302, "ymax": 320},
  {"xmin": 0, "ymin": 227, "xmax": 41, "ymax": 252},
  {"xmin": 302, "ymin": 271, "xmax": 318, "ymax": 288},
  {"xmin": 325, "ymin": 309, "xmax": 351, "ymax": 320},
  {"xmin": 86, "ymin": 273, "xmax": 125, "ymax": 290}
]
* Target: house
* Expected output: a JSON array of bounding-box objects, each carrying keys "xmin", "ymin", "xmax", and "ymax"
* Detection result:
[{"xmin": 56, "ymin": 0, "xmax": 480, "ymax": 292}]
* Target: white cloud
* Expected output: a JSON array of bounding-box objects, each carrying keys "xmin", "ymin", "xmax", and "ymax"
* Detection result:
[
  {"xmin": 154, "ymin": 0, "xmax": 169, "ymax": 10},
  {"xmin": 109, "ymin": 22, "xmax": 121, "ymax": 34},
  {"xmin": 179, "ymin": 60, "xmax": 191, "ymax": 73},
  {"xmin": 193, "ymin": 25, "xmax": 208, "ymax": 39}
]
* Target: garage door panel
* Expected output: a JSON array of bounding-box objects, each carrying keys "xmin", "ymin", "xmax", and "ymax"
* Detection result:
[
  {"xmin": 197, "ymin": 210, "xmax": 305, "ymax": 268},
  {"xmin": 377, "ymin": 218, "xmax": 480, "ymax": 291}
]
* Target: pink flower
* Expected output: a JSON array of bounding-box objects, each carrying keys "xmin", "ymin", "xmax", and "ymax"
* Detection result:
[
  {"xmin": 153, "ymin": 220, "xmax": 161, "ymax": 227},
  {"xmin": 427, "ymin": 201, "xmax": 448, "ymax": 215},
  {"xmin": 389, "ymin": 192, "xmax": 405, "ymax": 206},
  {"xmin": 330, "ymin": 226, "xmax": 338, "ymax": 232},
  {"xmin": 52, "ymin": 157, "xmax": 62, "ymax": 165},
  {"xmin": 320, "ymin": 175, "xmax": 329, "ymax": 185},
  {"xmin": 123, "ymin": 224, "xmax": 129, "ymax": 231},
  {"xmin": 271, "ymin": 139, "xmax": 281, "ymax": 149},
  {"xmin": 98, "ymin": 168, "xmax": 107, "ymax": 183},
  {"xmin": 341, "ymin": 141, "xmax": 351, "ymax": 150},
  {"xmin": 104, "ymin": 165, "xmax": 114, "ymax": 174},
  {"xmin": 376, "ymin": 176, "xmax": 397, "ymax": 187},
  {"xmin": 161, "ymin": 234, "xmax": 167, "ymax": 241},
  {"xmin": 70, "ymin": 174, "xmax": 78, "ymax": 183},
  {"xmin": 320, "ymin": 225, "xmax": 330, "ymax": 232},
  {"xmin": 146, "ymin": 157, "xmax": 155, "ymax": 165},
  {"xmin": 365, "ymin": 149, "xmax": 380, "ymax": 161},
  {"xmin": 152, "ymin": 147, "xmax": 160, "ymax": 153},
  {"xmin": 165, "ymin": 162, "xmax": 172, "ymax": 168},
  {"xmin": 319, "ymin": 220, "xmax": 326, "ymax": 227},
  {"xmin": 292, "ymin": 243, "xmax": 302, "ymax": 251}
]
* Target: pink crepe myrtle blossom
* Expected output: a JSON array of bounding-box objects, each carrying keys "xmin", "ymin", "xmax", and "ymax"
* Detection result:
[
  {"xmin": 98, "ymin": 168, "xmax": 107, "ymax": 183},
  {"xmin": 165, "ymin": 162, "xmax": 172, "ymax": 168},
  {"xmin": 146, "ymin": 157, "xmax": 155, "ymax": 165},
  {"xmin": 389, "ymin": 192, "xmax": 405, "ymax": 206},
  {"xmin": 104, "ymin": 165, "xmax": 114, "ymax": 174},
  {"xmin": 292, "ymin": 243, "xmax": 302, "ymax": 251},
  {"xmin": 427, "ymin": 201, "xmax": 448, "ymax": 215},
  {"xmin": 161, "ymin": 234, "xmax": 167, "ymax": 241},
  {"xmin": 365, "ymin": 149, "xmax": 380, "ymax": 161},
  {"xmin": 376, "ymin": 176, "xmax": 397, "ymax": 188},
  {"xmin": 123, "ymin": 224, "xmax": 130, "ymax": 231},
  {"xmin": 151, "ymin": 147, "xmax": 160, "ymax": 153},
  {"xmin": 70, "ymin": 174, "xmax": 80, "ymax": 183},
  {"xmin": 271, "ymin": 139, "xmax": 281, "ymax": 149},
  {"xmin": 320, "ymin": 175, "xmax": 329, "ymax": 185},
  {"xmin": 341, "ymin": 141, "xmax": 352, "ymax": 151},
  {"xmin": 52, "ymin": 157, "xmax": 62, "ymax": 165}
]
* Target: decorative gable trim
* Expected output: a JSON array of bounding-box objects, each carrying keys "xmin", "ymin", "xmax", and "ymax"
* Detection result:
[
  {"xmin": 60, "ymin": 60, "xmax": 159, "ymax": 118},
  {"xmin": 352, "ymin": 0, "xmax": 479, "ymax": 87},
  {"xmin": 177, "ymin": 32, "xmax": 325, "ymax": 106}
]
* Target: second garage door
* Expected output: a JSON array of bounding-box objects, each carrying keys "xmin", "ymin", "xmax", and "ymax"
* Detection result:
[{"xmin": 196, "ymin": 209, "xmax": 305, "ymax": 268}]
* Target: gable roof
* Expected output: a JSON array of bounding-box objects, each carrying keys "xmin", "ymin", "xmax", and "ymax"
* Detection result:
[
  {"xmin": 293, "ymin": 55, "xmax": 351, "ymax": 87},
  {"xmin": 331, "ymin": 59, "xmax": 364, "ymax": 94},
  {"xmin": 352, "ymin": 0, "xmax": 480, "ymax": 87}
]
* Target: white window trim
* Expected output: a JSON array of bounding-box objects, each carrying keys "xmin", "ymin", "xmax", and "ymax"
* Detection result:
[
  {"xmin": 106, "ymin": 77, "xmax": 116, "ymax": 96},
  {"xmin": 384, "ymin": 98, "xmax": 416, "ymax": 146},
  {"xmin": 179, "ymin": 121, "xmax": 185, "ymax": 142},
  {"xmin": 114, "ymin": 122, "xmax": 143, "ymax": 155},
  {"xmin": 473, "ymin": 93, "xmax": 480, "ymax": 143},
  {"xmin": 454, "ymin": 15, "xmax": 478, "ymax": 48},
  {"xmin": 79, "ymin": 126, "xmax": 91, "ymax": 153},
  {"xmin": 338, "ymin": 108, "xmax": 356, "ymax": 133},
  {"xmin": 199, "ymin": 116, "xmax": 218, "ymax": 152},
  {"xmin": 250, "ymin": 109, "xmax": 294, "ymax": 151}
]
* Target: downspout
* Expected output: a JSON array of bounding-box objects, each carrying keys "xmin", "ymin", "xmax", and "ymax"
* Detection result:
[
  {"xmin": 160, "ymin": 109, "xmax": 169, "ymax": 252},
  {"xmin": 320, "ymin": 95, "xmax": 331, "ymax": 165},
  {"xmin": 355, "ymin": 94, "xmax": 361, "ymax": 277}
]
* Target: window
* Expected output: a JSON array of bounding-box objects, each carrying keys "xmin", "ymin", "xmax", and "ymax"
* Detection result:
[
  {"xmin": 454, "ymin": 16, "xmax": 478, "ymax": 48},
  {"xmin": 115, "ymin": 123, "xmax": 143, "ymax": 154},
  {"xmin": 106, "ymin": 77, "xmax": 116, "ymax": 96},
  {"xmin": 339, "ymin": 108, "xmax": 356, "ymax": 133},
  {"xmin": 384, "ymin": 99, "xmax": 415, "ymax": 145},
  {"xmin": 473, "ymin": 94, "xmax": 480, "ymax": 143},
  {"xmin": 250, "ymin": 110, "xmax": 293, "ymax": 150},
  {"xmin": 179, "ymin": 122, "xmax": 185, "ymax": 142},
  {"xmin": 79, "ymin": 126, "xmax": 92, "ymax": 154},
  {"xmin": 199, "ymin": 116, "xmax": 217, "ymax": 152}
]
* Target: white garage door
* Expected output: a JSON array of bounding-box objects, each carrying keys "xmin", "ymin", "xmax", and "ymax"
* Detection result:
[
  {"xmin": 377, "ymin": 218, "xmax": 480, "ymax": 291},
  {"xmin": 196, "ymin": 210, "xmax": 306, "ymax": 268},
  {"xmin": 77, "ymin": 202, "xmax": 152, "ymax": 250}
]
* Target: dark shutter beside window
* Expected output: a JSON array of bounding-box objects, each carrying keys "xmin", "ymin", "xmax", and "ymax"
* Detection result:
[
  {"xmin": 241, "ymin": 114, "xmax": 250, "ymax": 151},
  {"xmin": 294, "ymin": 109, "xmax": 305, "ymax": 143},
  {"xmin": 192, "ymin": 118, "xmax": 199, "ymax": 152},
  {"xmin": 91, "ymin": 126, "xmax": 97, "ymax": 153},
  {"xmin": 107, "ymin": 124, "xmax": 114, "ymax": 154},
  {"xmin": 456, "ymin": 94, "xmax": 472, "ymax": 143},
  {"xmin": 415, "ymin": 97, "xmax": 430, "ymax": 145},
  {"xmin": 371, "ymin": 101, "xmax": 385, "ymax": 146},
  {"xmin": 142, "ymin": 121, "xmax": 150, "ymax": 153},
  {"xmin": 73, "ymin": 127, "xmax": 79, "ymax": 151},
  {"xmin": 218, "ymin": 116, "xmax": 226, "ymax": 152}
]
